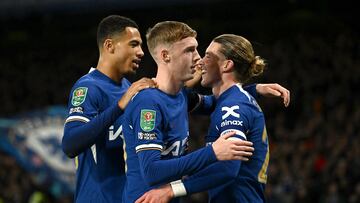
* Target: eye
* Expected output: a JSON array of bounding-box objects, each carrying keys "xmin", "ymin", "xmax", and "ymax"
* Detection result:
[
  {"xmin": 185, "ymin": 47, "xmax": 196, "ymax": 53},
  {"xmin": 129, "ymin": 41, "xmax": 141, "ymax": 48}
]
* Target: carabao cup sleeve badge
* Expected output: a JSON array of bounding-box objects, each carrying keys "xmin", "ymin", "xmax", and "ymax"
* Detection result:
[
  {"xmin": 71, "ymin": 87, "xmax": 88, "ymax": 106},
  {"xmin": 140, "ymin": 109, "xmax": 156, "ymax": 132}
]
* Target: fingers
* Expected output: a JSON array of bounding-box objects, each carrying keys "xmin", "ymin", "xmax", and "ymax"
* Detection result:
[
  {"xmin": 129, "ymin": 78, "xmax": 158, "ymax": 93},
  {"xmin": 236, "ymin": 156, "xmax": 250, "ymax": 161},
  {"xmin": 231, "ymin": 144, "xmax": 254, "ymax": 157},
  {"xmin": 267, "ymin": 88, "xmax": 281, "ymax": 97},
  {"xmin": 136, "ymin": 77, "xmax": 158, "ymax": 88},
  {"xmin": 118, "ymin": 77, "xmax": 158, "ymax": 110},
  {"xmin": 135, "ymin": 194, "xmax": 146, "ymax": 203},
  {"xmin": 230, "ymin": 139, "xmax": 253, "ymax": 147},
  {"xmin": 283, "ymin": 89, "xmax": 290, "ymax": 107},
  {"xmin": 135, "ymin": 84, "xmax": 154, "ymax": 92},
  {"xmin": 273, "ymin": 84, "xmax": 290, "ymax": 107},
  {"xmin": 233, "ymin": 145, "xmax": 255, "ymax": 152}
]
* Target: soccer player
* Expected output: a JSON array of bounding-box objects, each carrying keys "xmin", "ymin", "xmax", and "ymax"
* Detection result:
[
  {"xmin": 136, "ymin": 34, "xmax": 283, "ymax": 203},
  {"xmin": 61, "ymin": 15, "xmax": 157, "ymax": 202}
]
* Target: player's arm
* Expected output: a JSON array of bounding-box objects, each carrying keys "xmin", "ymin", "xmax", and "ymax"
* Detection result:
[
  {"xmin": 186, "ymin": 85, "xmax": 257, "ymax": 114},
  {"xmin": 255, "ymin": 83, "xmax": 290, "ymax": 107},
  {"xmin": 187, "ymin": 83, "xmax": 289, "ymax": 114},
  {"xmin": 137, "ymin": 132, "xmax": 251, "ymax": 186},
  {"xmin": 135, "ymin": 159, "xmax": 242, "ymax": 203},
  {"xmin": 184, "ymin": 61, "xmax": 203, "ymax": 88},
  {"xmin": 132, "ymin": 99, "xmax": 253, "ymax": 186},
  {"xmin": 62, "ymin": 78, "xmax": 156, "ymax": 158}
]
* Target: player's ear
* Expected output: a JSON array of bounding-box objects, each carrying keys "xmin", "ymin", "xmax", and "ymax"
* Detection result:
[
  {"xmin": 104, "ymin": 39, "xmax": 115, "ymax": 54},
  {"xmin": 222, "ymin": 60, "xmax": 234, "ymax": 73},
  {"xmin": 161, "ymin": 50, "xmax": 170, "ymax": 63}
]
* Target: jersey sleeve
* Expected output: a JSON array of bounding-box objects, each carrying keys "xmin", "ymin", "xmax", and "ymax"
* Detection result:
[
  {"xmin": 180, "ymin": 159, "xmax": 241, "ymax": 196},
  {"xmin": 184, "ymin": 88, "xmax": 216, "ymax": 115},
  {"xmin": 62, "ymin": 81, "xmax": 123, "ymax": 158},
  {"xmin": 243, "ymin": 84, "xmax": 258, "ymax": 99},
  {"xmin": 137, "ymin": 146, "xmax": 217, "ymax": 186}
]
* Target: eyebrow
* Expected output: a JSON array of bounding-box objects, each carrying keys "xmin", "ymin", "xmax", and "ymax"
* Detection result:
[
  {"xmin": 185, "ymin": 45, "xmax": 196, "ymax": 51},
  {"xmin": 205, "ymin": 51, "xmax": 215, "ymax": 56}
]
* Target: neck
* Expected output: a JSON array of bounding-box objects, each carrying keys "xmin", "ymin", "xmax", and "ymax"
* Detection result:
[
  {"xmin": 96, "ymin": 56, "xmax": 123, "ymax": 83},
  {"xmin": 155, "ymin": 64, "xmax": 183, "ymax": 95},
  {"xmin": 212, "ymin": 75, "xmax": 239, "ymax": 98}
]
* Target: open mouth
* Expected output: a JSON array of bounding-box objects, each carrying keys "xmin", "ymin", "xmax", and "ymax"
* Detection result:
[
  {"xmin": 132, "ymin": 59, "xmax": 141, "ymax": 68},
  {"xmin": 201, "ymin": 68, "xmax": 207, "ymax": 75}
]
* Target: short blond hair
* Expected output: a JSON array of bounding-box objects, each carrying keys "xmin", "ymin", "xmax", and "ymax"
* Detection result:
[{"xmin": 146, "ymin": 21, "xmax": 197, "ymax": 58}]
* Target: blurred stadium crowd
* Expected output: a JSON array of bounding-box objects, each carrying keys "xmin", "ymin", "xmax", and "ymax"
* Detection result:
[{"xmin": 0, "ymin": 0, "xmax": 358, "ymax": 202}]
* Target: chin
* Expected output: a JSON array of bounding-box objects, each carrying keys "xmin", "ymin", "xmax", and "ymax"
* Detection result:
[
  {"xmin": 123, "ymin": 69, "xmax": 136, "ymax": 77},
  {"xmin": 201, "ymin": 79, "xmax": 211, "ymax": 88}
]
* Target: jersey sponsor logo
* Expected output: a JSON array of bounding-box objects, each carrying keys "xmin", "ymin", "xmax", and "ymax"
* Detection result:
[
  {"xmin": 71, "ymin": 87, "xmax": 88, "ymax": 106},
  {"xmin": 161, "ymin": 137, "xmax": 188, "ymax": 157},
  {"xmin": 109, "ymin": 125, "xmax": 123, "ymax": 141},
  {"xmin": 69, "ymin": 106, "xmax": 83, "ymax": 114},
  {"xmin": 140, "ymin": 109, "xmax": 156, "ymax": 132},
  {"xmin": 138, "ymin": 132, "xmax": 157, "ymax": 140},
  {"xmin": 220, "ymin": 119, "xmax": 243, "ymax": 127},
  {"xmin": 221, "ymin": 105, "xmax": 240, "ymax": 119}
]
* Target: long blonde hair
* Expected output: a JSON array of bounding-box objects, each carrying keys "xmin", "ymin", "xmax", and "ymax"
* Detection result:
[{"xmin": 213, "ymin": 34, "xmax": 266, "ymax": 82}]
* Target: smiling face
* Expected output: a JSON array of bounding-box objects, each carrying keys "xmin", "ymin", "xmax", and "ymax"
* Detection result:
[
  {"xmin": 112, "ymin": 27, "xmax": 144, "ymax": 75},
  {"xmin": 167, "ymin": 37, "xmax": 200, "ymax": 82},
  {"xmin": 201, "ymin": 41, "xmax": 226, "ymax": 87}
]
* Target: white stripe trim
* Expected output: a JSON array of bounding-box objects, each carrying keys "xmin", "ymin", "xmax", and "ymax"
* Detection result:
[
  {"xmin": 65, "ymin": 115, "xmax": 90, "ymax": 123},
  {"xmin": 227, "ymin": 137, "xmax": 242, "ymax": 141},
  {"xmin": 135, "ymin": 143, "xmax": 163, "ymax": 151},
  {"xmin": 170, "ymin": 180, "xmax": 187, "ymax": 197},
  {"xmin": 236, "ymin": 84, "xmax": 251, "ymax": 102},
  {"xmin": 91, "ymin": 144, "xmax": 97, "ymax": 164},
  {"xmin": 88, "ymin": 67, "xmax": 96, "ymax": 73},
  {"xmin": 220, "ymin": 129, "xmax": 247, "ymax": 140}
]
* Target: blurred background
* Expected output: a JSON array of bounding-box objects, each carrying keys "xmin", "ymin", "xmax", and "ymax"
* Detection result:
[{"xmin": 0, "ymin": 0, "xmax": 359, "ymax": 202}]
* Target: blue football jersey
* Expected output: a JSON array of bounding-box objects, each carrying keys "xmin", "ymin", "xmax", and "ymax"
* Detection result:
[
  {"xmin": 64, "ymin": 69, "xmax": 130, "ymax": 202},
  {"xmin": 206, "ymin": 84, "xmax": 269, "ymax": 203},
  {"xmin": 123, "ymin": 88, "xmax": 190, "ymax": 203}
]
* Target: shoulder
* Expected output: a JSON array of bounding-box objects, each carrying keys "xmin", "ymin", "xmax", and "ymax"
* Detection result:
[
  {"xmin": 69, "ymin": 74, "xmax": 103, "ymax": 104},
  {"xmin": 132, "ymin": 88, "xmax": 160, "ymax": 101},
  {"xmin": 72, "ymin": 73, "xmax": 99, "ymax": 91},
  {"xmin": 126, "ymin": 88, "xmax": 161, "ymax": 111}
]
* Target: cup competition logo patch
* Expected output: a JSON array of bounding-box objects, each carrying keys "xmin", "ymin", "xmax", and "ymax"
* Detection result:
[
  {"xmin": 72, "ymin": 87, "xmax": 88, "ymax": 106},
  {"xmin": 140, "ymin": 110, "xmax": 156, "ymax": 132}
]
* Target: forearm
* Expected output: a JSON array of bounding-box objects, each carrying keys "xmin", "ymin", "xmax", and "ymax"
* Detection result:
[
  {"xmin": 139, "ymin": 146, "xmax": 217, "ymax": 186},
  {"xmin": 62, "ymin": 102, "xmax": 123, "ymax": 158},
  {"xmin": 182, "ymin": 160, "xmax": 240, "ymax": 195}
]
